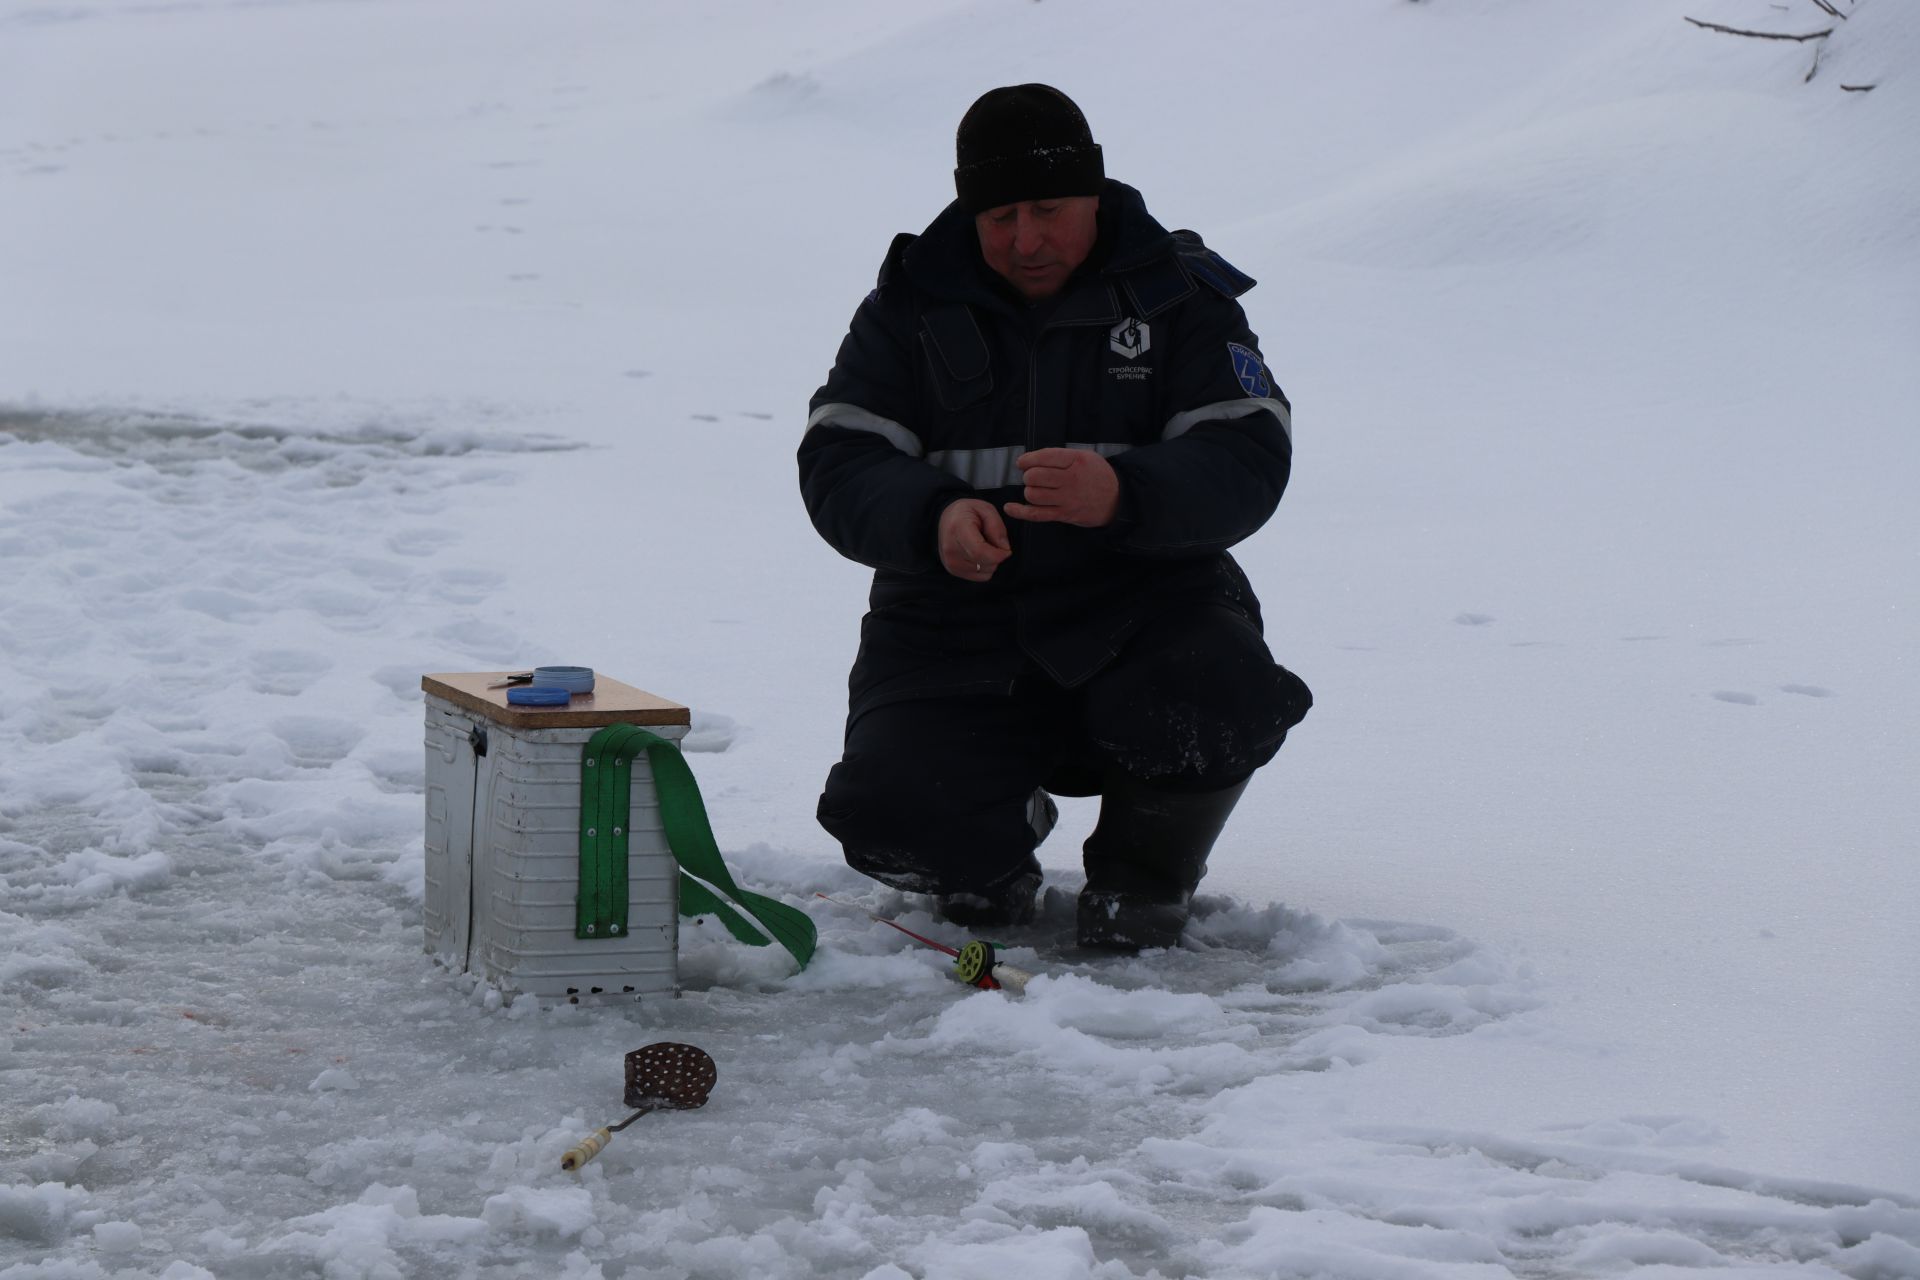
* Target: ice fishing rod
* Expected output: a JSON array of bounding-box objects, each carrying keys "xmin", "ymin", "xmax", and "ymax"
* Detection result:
[
  {"xmin": 814, "ymin": 893, "xmax": 1034, "ymax": 994},
  {"xmin": 560, "ymin": 1041, "xmax": 716, "ymax": 1172}
]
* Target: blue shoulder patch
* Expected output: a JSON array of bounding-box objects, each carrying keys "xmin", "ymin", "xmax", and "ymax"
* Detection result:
[{"xmin": 1228, "ymin": 343, "xmax": 1271, "ymax": 398}]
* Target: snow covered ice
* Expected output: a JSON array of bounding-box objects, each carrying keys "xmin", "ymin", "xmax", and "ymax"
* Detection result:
[{"xmin": 3, "ymin": 1, "xmax": 1918, "ymax": 1277}]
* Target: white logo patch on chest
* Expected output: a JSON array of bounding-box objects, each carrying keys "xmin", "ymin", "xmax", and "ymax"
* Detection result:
[
  {"xmin": 1109, "ymin": 317, "xmax": 1150, "ymax": 360},
  {"xmin": 1108, "ymin": 317, "xmax": 1152, "ymax": 381}
]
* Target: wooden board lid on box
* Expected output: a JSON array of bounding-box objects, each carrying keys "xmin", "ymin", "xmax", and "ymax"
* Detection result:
[{"xmin": 422, "ymin": 672, "xmax": 690, "ymax": 729}]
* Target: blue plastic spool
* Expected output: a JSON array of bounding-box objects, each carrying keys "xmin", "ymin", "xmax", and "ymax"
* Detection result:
[{"xmin": 507, "ymin": 685, "xmax": 573, "ymax": 707}]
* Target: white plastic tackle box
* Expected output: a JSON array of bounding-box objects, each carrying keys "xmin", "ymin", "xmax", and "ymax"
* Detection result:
[{"xmin": 422, "ymin": 672, "xmax": 690, "ymax": 1002}]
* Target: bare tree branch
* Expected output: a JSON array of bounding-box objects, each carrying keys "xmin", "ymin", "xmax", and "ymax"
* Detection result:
[{"xmin": 1683, "ymin": 16, "xmax": 1833, "ymax": 41}]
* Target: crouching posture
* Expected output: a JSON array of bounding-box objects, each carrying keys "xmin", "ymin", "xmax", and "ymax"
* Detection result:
[{"xmin": 798, "ymin": 84, "xmax": 1310, "ymax": 950}]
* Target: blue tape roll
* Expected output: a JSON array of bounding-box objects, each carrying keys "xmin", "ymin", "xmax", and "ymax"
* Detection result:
[{"xmin": 507, "ymin": 685, "xmax": 573, "ymax": 707}]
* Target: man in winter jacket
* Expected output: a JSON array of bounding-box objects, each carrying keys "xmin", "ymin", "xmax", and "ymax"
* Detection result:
[{"xmin": 798, "ymin": 84, "xmax": 1310, "ymax": 951}]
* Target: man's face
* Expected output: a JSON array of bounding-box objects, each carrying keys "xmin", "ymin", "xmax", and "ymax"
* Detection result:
[{"xmin": 974, "ymin": 195, "xmax": 1100, "ymax": 301}]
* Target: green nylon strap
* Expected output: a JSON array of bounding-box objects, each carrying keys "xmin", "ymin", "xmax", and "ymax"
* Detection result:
[{"xmin": 578, "ymin": 725, "xmax": 816, "ymax": 970}]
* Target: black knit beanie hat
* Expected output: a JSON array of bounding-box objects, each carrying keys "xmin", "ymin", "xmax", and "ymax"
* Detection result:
[{"xmin": 953, "ymin": 83, "xmax": 1104, "ymax": 214}]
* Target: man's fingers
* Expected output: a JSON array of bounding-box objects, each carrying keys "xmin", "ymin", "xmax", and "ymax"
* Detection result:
[
  {"xmin": 977, "ymin": 503, "xmax": 1012, "ymax": 549},
  {"xmin": 962, "ymin": 543, "xmax": 1010, "ymax": 565},
  {"xmin": 1005, "ymin": 502, "xmax": 1061, "ymax": 523},
  {"xmin": 1017, "ymin": 448, "xmax": 1076, "ymax": 471},
  {"xmin": 1020, "ymin": 467, "xmax": 1068, "ymax": 491}
]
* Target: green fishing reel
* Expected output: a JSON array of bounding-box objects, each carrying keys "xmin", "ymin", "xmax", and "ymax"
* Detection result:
[{"xmin": 953, "ymin": 939, "xmax": 1000, "ymax": 989}]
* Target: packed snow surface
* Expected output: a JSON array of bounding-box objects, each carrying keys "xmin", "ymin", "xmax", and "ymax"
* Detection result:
[{"xmin": 3, "ymin": 1, "xmax": 1917, "ymax": 1277}]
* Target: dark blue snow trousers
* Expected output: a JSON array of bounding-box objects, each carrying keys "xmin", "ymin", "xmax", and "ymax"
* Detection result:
[{"xmin": 816, "ymin": 604, "xmax": 1311, "ymax": 899}]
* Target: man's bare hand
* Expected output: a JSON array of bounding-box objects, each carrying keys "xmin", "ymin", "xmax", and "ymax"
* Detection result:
[
  {"xmin": 938, "ymin": 498, "xmax": 1012, "ymax": 582},
  {"xmin": 1005, "ymin": 448, "xmax": 1119, "ymax": 527}
]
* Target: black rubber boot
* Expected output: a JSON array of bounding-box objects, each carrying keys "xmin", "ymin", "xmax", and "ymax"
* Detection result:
[
  {"xmin": 1078, "ymin": 775, "xmax": 1250, "ymax": 952},
  {"xmin": 937, "ymin": 866, "xmax": 1042, "ymax": 928},
  {"xmin": 935, "ymin": 788, "xmax": 1055, "ymax": 928}
]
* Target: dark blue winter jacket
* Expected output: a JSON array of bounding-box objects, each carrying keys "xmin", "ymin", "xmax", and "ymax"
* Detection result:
[{"xmin": 799, "ymin": 180, "xmax": 1293, "ymax": 718}]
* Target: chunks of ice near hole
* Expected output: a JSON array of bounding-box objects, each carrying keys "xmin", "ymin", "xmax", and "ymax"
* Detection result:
[
  {"xmin": 159, "ymin": 1263, "xmax": 218, "ymax": 1280},
  {"xmin": 1187, "ymin": 901, "xmax": 1388, "ymax": 988},
  {"xmin": 1285, "ymin": 1023, "xmax": 1381, "ymax": 1069},
  {"xmin": 880, "ymin": 1107, "xmax": 955, "ymax": 1147},
  {"xmin": 902, "ymin": 1224, "xmax": 1103, "ymax": 1279},
  {"xmin": 969, "ymin": 1141, "xmax": 1039, "ymax": 1175},
  {"xmin": 35, "ymin": 1094, "xmax": 120, "ymax": 1139},
  {"xmin": 92, "ymin": 1219, "xmax": 143, "ymax": 1251},
  {"xmin": 28, "ymin": 848, "xmax": 172, "ymax": 906},
  {"xmin": 927, "ymin": 974, "xmax": 1259, "ymax": 1093},
  {"xmin": 0, "ymin": 1181, "xmax": 93, "ymax": 1244},
  {"xmin": 1567, "ymin": 1228, "xmax": 1730, "ymax": 1269},
  {"xmin": 356, "ymin": 1184, "xmax": 421, "ymax": 1214},
  {"xmin": 25, "ymin": 1137, "xmax": 98, "ymax": 1182},
  {"xmin": 480, "ymin": 1186, "xmax": 596, "ymax": 1239},
  {"xmin": 977, "ymin": 1176, "xmax": 1174, "ymax": 1244},
  {"xmin": 1207, "ymin": 1202, "xmax": 1511, "ymax": 1273},
  {"xmin": 308, "ymin": 1068, "xmax": 359, "ymax": 1092},
  {"xmin": 264, "ymin": 1184, "xmax": 486, "ymax": 1274},
  {"xmin": 1011, "ymin": 972, "xmax": 1229, "ymax": 1039},
  {"xmin": 1833, "ymin": 1232, "xmax": 1920, "ymax": 1279},
  {"xmin": 1337, "ymin": 982, "xmax": 1494, "ymax": 1034}
]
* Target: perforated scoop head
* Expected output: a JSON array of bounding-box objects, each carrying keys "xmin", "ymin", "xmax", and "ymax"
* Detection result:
[{"xmin": 624, "ymin": 1042, "xmax": 717, "ymax": 1113}]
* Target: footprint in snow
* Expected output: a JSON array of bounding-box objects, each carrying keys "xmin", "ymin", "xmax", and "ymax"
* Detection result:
[
  {"xmin": 431, "ymin": 567, "xmax": 503, "ymax": 606},
  {"xmin": 1780, "ymin": 684, "xmax": 1835, "ymax": 698},
  {"xmin": 179, "ymin": 587, "xmax": 266, "ymax": 623},
  {"xmin": 1454, "ymin": 613, "xmax": 1495, "ymax": 627},
  {"xmin": 1711, "ymin": 691, "xmax": 1759, "ymax": 706},
  {"xmin": 247, "ymin": 649, "xmax": 332, "ymax": 697},
  {"xmin": 296, "ymin": 585, "xmax": 382, "ymax": 626},
  {"xmin": 691, "ymin": 413, "xmax": 720, "ymax": 422},
  {"xmin": 386, "ymin": 527, "xmax": 458, "ymax": 558},
  {"xmin": 269, "ymin": 716, "xmax": 366, "ymax": 768},
  {"xmin": 431, "ymin": 617, "xmax": 521, "ymax": 661}
]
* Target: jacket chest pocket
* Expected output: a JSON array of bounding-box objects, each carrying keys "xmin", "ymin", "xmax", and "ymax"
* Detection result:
[{"xmin": 920, "ymin": 303, "xmax": 993, "ymax": 414}]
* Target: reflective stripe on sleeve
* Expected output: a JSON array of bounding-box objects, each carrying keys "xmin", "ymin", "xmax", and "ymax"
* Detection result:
[
  {"xmin": 1162, "ymin": 398, "xmax": 1292, "ymax": 446},
  {"xmin": 926, "ymin": 441, "xmax": 1135, "ymax": 489},
  {"xmin": 805, "ymin": 403, "xmax": 925, "ymax": 457},
  {"xmin": 925, "ymin": 445, "xmax": 1021, "ymax": 488}
]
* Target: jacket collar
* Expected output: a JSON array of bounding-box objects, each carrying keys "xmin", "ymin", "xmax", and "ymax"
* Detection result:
[{"xmin": 902, "ymin": 180, "xmax": 1174, "ymax": 320}]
